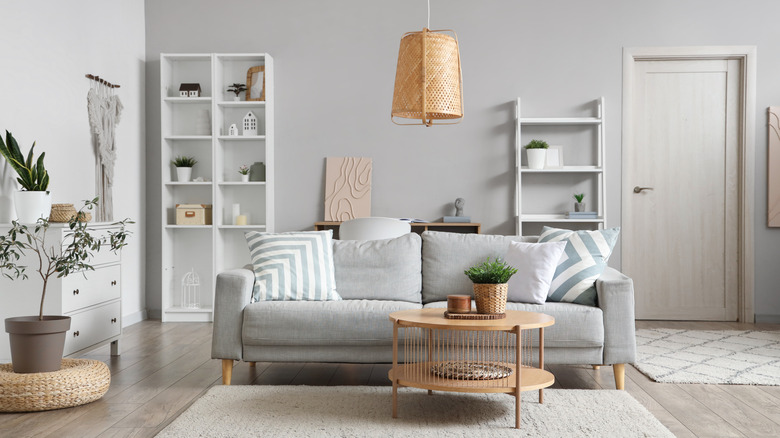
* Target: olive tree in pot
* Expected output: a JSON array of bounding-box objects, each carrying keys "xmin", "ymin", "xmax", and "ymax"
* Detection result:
[
  {"xmin": 0, "ymin": 198, "xmax": 131, "ymax": 373},
  {"xmin": 0, "ymin": 131, "xmax": 51, "ymax": 223},
  {"xmin": 464, "ymin": 257, "xmax": 518, "ymax": 315}
]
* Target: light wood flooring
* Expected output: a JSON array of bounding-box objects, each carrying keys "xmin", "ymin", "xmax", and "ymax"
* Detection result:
[{"xmin": 1, "ymin": 319, "xmax": 779, "ymax": 437}]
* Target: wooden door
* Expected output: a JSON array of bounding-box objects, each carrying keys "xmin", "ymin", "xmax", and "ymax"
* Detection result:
[{"xmin": 623, "ymin": 57, "xmax": 741, "ymax": 320}]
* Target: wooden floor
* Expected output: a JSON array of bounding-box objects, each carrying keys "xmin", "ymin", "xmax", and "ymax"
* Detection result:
[{"xmin": 1, "ymin": 319, "xmax": 779, "ymax": 437}]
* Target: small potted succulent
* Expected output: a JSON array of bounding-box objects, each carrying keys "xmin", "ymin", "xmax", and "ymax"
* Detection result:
[
  {"xmin": 238, "ymin": 164, "xmax": 250, "ymax": 182},
  {"xmin": 171, "ymin": 156, "xmax": 198, "ymax": 182},
  {"xmin": 464, "ymin": 257, "xmax": 518, "ymax": 314},
  {"xmin": 524, "ymin": 139, "xmax": 549, "ymax": 170},
  {"xmin": 574, "ymin": 193, "xmax": 586, "ymax": 212},
  {"xmin": 0, "ymin": 131, "xmax": 51, "ymax": 223},
  {"xmin": 227, "ymin": 83, "xmax": 247, "ymax": 101}
]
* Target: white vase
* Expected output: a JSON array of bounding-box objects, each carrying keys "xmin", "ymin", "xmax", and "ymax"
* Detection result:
[
  {"xmin": 176, "ymin": 167, "xmax": 193, "ymax": 182},
  {"xmin": 233, "ymin": 96, "xmax": 240, "ymax": 102},
  {"xmin": 527, "ymin": 149, "xmax": 547, "ymax": 170},
  {"xmin": 240, "ymin": 174, "xmax": 250, "ymax": 182},
  {"xmin": 13, "ymin": 191, "xmax": 51, "ymax": 223}
]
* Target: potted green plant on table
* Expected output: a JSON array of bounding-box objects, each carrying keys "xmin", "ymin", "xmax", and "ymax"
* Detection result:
[
  {"xmin": 0, "ymin": 131, "xmax": 50, "ymax": 223},
  {"xmin": 524, "ymin": 139, "xmax": 549, "ymax": 170},
  {"xmin": 0, "ymin": 198, "xmax": 131, "ymax": 373},
  {"xmin": 464, "ymin": 257, "xmax": 518, "ymax": 314},
  {"xmin": 171, "ymin": 156, "xmax": 198, "ymax": 182},
  {"xmin": 227, "ymin": 83, "xmax": 247, "ymax": 101},
  {"xmin": 573, "ymin": 193, "xmax": 586, "ymax": 212}
]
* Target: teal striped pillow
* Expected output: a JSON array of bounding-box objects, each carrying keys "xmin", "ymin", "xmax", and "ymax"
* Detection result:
[
  {"xmin": 538, "ymin": 226, "xmax": 620, "ymax": 306},
  {"xmin": 245, "ymin": 230, "xmax": 341, "ymax": 302}
]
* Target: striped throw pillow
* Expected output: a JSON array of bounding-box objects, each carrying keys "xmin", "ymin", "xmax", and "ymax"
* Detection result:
[
  {"xmin": 538, "ymin": 226, "xmax": 620, "ymax": 306},
  {"xmin": 245, "ymin": 230, "xmax": 341, "ymax": 302}
]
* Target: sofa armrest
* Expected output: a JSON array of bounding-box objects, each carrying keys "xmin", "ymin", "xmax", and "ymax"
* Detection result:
[
  {"xmin": 596, "ymin": 266, "xmax": 637, "ymax": 365},
  {"xmin": 211, "ymin": 268, "xmax": 254, "ymax": 361}
]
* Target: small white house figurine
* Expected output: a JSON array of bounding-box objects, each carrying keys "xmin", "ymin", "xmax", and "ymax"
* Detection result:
[
  {"xmin": 243, "ymin": 111, "xmax": 258, "ymax": 136},
  {"xmin": 179, "ymin": 83, "xmax": 202, "ymax": 97},
  {"xmin": 228, "ymin": 124, "xmax": 238, "ymax": 136}
]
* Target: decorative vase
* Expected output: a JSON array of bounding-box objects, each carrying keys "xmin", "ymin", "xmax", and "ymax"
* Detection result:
[
  {"xmin": 240, "ymin": 174, "xmax": 250, "ymax": 183},
  {"xmin": 233, "ymin": 96, "xmax": 240, "ymax": 102},
  {"xmin": 249, "ymin": 162, "xmax": 266, "ymax": 181},
  {"xmin": 176, "ymin": 167, "xmax": 193, "ymax": 182},
  {"xmin": 526, "ymin": 149, "xmax": 547, "ymax": 170},
  {"xmin": 575, "ymin": 202, "xmax": 586, "ymax": 212},
  {"xmin": 5, "ymin": 316, "xmax": 71, "ymax": 373},
  {"xmin": 473, "ymin": 283, "xmax": 509, "ymax": 314},
  {"xmin": 13, "ymin": 191, "xmax": 52, "ymax": 223}
]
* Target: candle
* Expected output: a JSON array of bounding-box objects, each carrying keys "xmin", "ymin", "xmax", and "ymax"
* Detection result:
[
  {"xmin": 447, "ymin": 295, "xmax": 471, "ymax": 314},
  {"xmin": 235, "ymin": 215, "xmax": 247, "ymax": 225}
]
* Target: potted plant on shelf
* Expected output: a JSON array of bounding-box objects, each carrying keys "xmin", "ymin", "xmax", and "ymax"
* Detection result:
[
  {"xmin": 0, "ymin": 131, "xmax": 51, "ymax": 223},
  {"xmin": 0, "ymin": 198, "xmax": 131, "ymax": 373},
  {"xmin": 524, "ymin": 139, "xmax": 549, "ymax": 170},
  {"xmin": 227, "ymin": 83, "xmax": 247, "ymax": 102},
  {"xmin": 171, "ymin": 156, "xmax": 198, "ymax": 182},
  {"xmin": 238, "ymin": 164, "xmax": 250, "ymax": 182},
  {"xmin": 574, "ymin": 193, "xmax": 586, "ymax": 212},
  {"xmin": 464, "ymin": 257, "xmax": 518, "ymax": 315}
]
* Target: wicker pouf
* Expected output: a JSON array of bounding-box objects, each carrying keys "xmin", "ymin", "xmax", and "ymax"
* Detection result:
[{"xmin": 0, "ymin": 358, "xmax": 110, "ymax": 412}]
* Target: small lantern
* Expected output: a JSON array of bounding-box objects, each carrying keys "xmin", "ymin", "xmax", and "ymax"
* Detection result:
[{"xmin": 181, "ymin": 268, "xmax": 201, "ymax": 309}]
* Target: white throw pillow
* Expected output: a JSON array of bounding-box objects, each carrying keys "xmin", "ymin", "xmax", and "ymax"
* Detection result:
[{"xmin": 504, "ymin": 241, "xmax": 567, "ymax": 304}]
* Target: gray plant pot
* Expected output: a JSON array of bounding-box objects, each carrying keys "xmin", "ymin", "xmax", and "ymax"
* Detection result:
[
  {"xmin": 5, "ymin": 315, "xmax": 71, "ymax": 373},
  {"xmin": 575, "ymin": 202, "xmax": 586, "ymax": 212}
]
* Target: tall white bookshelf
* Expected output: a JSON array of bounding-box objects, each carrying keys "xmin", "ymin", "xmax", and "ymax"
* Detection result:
[
  {"xmin": 515, "ymin": 97, "xmax": 606, "ymax": 235},
  {"xmin": 160, "ymin": 53, "xmax": 274, "ymax": 322}
]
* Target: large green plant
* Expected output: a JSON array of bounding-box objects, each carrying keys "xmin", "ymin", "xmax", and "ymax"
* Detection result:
[
  {"xmin": 464, "ymin": 257, "xmax": 518, "ymax": 284},
  {"xmin": 0, "ymin": 131, "xmax": 49, "ymax": 191},
  {"xmin": 0, "ymin": 198, "xmax": 132, "ymax": 320}
]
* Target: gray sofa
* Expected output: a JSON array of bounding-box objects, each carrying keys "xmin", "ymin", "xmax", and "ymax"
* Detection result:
[{"xmin": 212, "ymin": 231, "xmax": 636, "ymax": 389}]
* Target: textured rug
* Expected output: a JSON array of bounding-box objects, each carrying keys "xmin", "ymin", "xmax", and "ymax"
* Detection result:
[
  {"xmin": 156, "ymin": 386, "xmax": 673, "ymax": 437},
  {"xmin": 635, "ymin": 328, "xmax": 780, "ymax": 385}
]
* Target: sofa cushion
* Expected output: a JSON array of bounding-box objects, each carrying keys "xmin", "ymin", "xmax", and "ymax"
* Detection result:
[
  {"xmin": 422, "ymin": 301, "xmax": 604, "ymax": 348},
  {"xmin": 505, "ymin": 241, "xmax": 567, "ymax": 304},
  {"xmin": 242, "ymin": 300, "xmax": 421, "ymax": 346},
  {"xmin": 245, "ymin": 230, "xmax": 341, "ymax": 302},
  {"xmin": 421, "ymin": 231, "xmax": 535, "ymax": 303},
  {"xmin": 332, "ymin": 233, "xmax": 422, "ymax": 303}
]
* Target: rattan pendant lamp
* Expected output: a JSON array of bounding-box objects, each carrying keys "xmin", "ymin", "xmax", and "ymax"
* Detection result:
[{"xmin": 391, "ymin": 0, "xmax": 463, "ymax": 126}]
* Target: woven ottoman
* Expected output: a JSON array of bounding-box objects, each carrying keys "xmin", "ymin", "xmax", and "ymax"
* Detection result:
[{"xmin": 0, "ymin": 358, "xmax": 111, "ymax": 412}]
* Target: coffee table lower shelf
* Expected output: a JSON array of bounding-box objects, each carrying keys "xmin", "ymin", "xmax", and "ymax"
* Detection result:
[{"xmin": 388, "ymin": 362, "xmax": 554, "ymax": 394}]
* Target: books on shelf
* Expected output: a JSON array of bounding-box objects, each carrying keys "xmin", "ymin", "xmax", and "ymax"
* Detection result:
[
  {"xmin": 443, "ymin": 216, "xmax": 471, "ymax": 223},
  {"xmin": 565, "ymin": 211, "xmax": 598, "ymax": 219},
  {"xmin": 398, "ymin": 218, "xmax": 429, "ymax": 223}
]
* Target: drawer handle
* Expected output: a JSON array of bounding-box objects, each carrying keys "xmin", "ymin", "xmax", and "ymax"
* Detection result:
[
  {"xmin": 111, "ymin": 280, "xmax": 117, "ymax": 286},
  {"xmin": 73, "ymin": 289, "xmax": 80, "ymax": 295},
  {"xmin": 73, "ymin": 331, "xmax": 80, "ymax": 337},
  {"xmin": 185, "ymin": 211, "xmax": 195, "ymax": 218},
  {"xmin": 111, "ymin": 318, "xmax": 117, "ymax": 324}
]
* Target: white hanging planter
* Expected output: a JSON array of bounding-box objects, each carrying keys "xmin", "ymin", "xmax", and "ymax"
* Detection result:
[
  {"xmin": 13, "ymin": 191, "xmax": 51, "ymax": 223},
  {"xmin": 176, "ymin": 167, "xmax": 193, "ymax": 182},
  {"xmin": 526, "ymin": 149, "xmax": 547, "ymax": 170}
]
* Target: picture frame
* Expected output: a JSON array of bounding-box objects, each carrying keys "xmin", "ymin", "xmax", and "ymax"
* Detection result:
[
  {"xmin": 246, "ymin": 66, "xmax": 265, "ymax": 101},
  {"xmin": 546, "ymin": 146, "xmax": 564, "ymax": 168}
]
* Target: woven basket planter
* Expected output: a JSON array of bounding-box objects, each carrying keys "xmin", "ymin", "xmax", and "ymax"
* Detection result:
[
  {"xmin": 50, "ymin": 204, "xmax": 92, "ymax": 223},
  {"xmin": 473, "ymin": 283, "xmax": 508, "ymax": 314}
]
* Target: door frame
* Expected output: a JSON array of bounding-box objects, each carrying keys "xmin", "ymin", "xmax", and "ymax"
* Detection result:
[{"xmin": 621, "ymin": 46, "xmax": 757, "ymax": 322}]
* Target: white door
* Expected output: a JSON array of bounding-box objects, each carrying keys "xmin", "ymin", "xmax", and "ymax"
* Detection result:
[{"xmin": 623, "ymin": 56, "xmax": 742, "ymax": 320}]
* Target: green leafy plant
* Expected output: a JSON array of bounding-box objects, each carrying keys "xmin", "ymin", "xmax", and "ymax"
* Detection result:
[
  {"xmin": 524, "ymin": 139, "xmax": 549, "ymax": 149},
  {"xmin": 238, "ymin": 164, "xmax": 249, "ymax": 175},
  {"xmin": 0, "ymin": 198, "xmax": 132, "ymax": 320},
  {"xmin": 171, "ymin": 156, "xmax": 198, "ymax": 168},
  {"xmin": 464, "ymin": 257, "xmax": 518, "ymax": 284},
  {"xmin": 0, "ymin": 131, "xmax": 49, "ymax": 191},
  {"xmin": 227, "ymin": 83, "xmax": 247, "ymax": 97},
  {"xmin": 574, "ymin": 193, "xmax": 585, "ymax": 203}
]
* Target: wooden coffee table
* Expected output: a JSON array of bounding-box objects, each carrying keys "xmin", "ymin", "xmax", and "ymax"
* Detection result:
[{"xmin": 388, "ymin": 308, "xmax": 555, "ymax": 429}]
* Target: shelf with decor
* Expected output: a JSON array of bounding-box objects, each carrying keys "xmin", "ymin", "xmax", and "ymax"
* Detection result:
[
  {"xmin": 515, "ymin": 98, "xmax": 606, "ymax": 236},
  {"xmin": 160, "ymin": 53, "xmax": 274, "ymax": 322}
]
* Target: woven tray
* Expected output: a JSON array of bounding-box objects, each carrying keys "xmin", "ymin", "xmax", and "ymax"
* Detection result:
[
  {"xmin": 444, "ymin": 311, "xmax": 506, "ymax": 320},
  {"xmin": 430, "ymin": 361, "xmax": 513, "ymax": 380},
  {"xmin": 0, "ymin": 358, "xmax": 110, "ymax": 412}
]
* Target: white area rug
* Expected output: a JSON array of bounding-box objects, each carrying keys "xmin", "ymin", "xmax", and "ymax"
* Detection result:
[
  {"xmin": 635, "ymin": 328, "xmax": 780, "ymax": 385},
  {"xmin": 156, "ymin": 386, "xmax": 673, "ymax": 437}
]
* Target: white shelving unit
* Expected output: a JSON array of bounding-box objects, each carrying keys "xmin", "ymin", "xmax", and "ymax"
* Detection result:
[
  {"xmin": 160, "ymin": 53, "xmax": 274, "ymax": 322},
  {"xmin": 515, "ymin": 98, "xmax": 606, "ymax": 235}
]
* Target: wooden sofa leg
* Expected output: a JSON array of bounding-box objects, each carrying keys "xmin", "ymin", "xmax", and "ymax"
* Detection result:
[
  {"xmin": 613, "ymin": 363, "xmax": 625, "ymax": 390},
  {"xmin": 248, "ymin": 362, "xmax": 256, "ymax": 367},
  {"xmin": 222, "ymin": 359, "xmax": 234, "ymax": 385},
  {"xmin": 592, "ymin": 365, "xmax": 601, "ymax": 370}
]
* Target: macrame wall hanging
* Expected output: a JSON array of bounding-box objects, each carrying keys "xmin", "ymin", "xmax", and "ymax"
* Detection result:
[{"xmin": 86, "ymin": 74, "xmax": 122, "ymax": 221}]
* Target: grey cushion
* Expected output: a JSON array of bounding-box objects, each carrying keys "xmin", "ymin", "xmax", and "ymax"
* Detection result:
[
  {"xmin": 421, "ymin": 231, "xmax": 535, "ymax": 303},
  {"xmin": 422, "ymin": 301, "xmax": 604, "ymax": 348},
  {"xmin": 242, "ymin": 299, "xmax": 421, "ymax": 346},
  {"xmin": 332, "ymin": 233, "xmax": 422, "ymax": 303}
]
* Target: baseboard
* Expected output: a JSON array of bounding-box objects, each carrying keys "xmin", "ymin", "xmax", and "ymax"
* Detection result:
[
  {"xmin": 755, "ymin": 314, "xmax": 780, "ymax": 324},
  {"xmin": 123, "ymin": 309, "xmax": 148, "ymax": 327}
]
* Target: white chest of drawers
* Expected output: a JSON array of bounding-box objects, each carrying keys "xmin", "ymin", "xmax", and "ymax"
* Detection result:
[{"xmin": 0, "ymin": 223, "xmax": 123, "ymax": 363}]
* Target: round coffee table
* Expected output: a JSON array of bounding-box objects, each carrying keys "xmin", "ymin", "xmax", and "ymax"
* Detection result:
[{"xmin": 388, "ymin": 308, "xmax": 554, "ymax": 429}]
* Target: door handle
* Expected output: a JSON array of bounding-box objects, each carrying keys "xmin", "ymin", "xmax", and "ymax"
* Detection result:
[{"xmin": 633, "ymin": 186, "xmax": 654, "ymax": 194}]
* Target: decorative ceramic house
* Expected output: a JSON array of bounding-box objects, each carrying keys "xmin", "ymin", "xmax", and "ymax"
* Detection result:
[
  {"xmin": 243, "ymin": 111, "xmax": 258, "ymax": 136},
  {"xmin": 228, "ymin": 124, "xmax": 238, "ymax": 136},
  {"xmin": 179, "ymin": 83, "xmax": 202, "ymax": 97}
]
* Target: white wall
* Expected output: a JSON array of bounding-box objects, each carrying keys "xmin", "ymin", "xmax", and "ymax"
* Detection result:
[
  {"xmin": 144, "ymin": 0, "xmax": 780, "ymax": 321},
  {"xmin": 0, "ymin": 1, "xmax": 147, "ymax": 325}
]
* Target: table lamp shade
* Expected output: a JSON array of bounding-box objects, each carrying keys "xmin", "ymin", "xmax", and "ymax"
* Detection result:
[{"xmin": 392, "ymin": 28, "xmax": 463, "ymax": 126}]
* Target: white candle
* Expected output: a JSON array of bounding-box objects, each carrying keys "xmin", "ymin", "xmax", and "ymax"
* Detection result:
[{"xmin": 236, "ymin": 215, "xmax": 248, "ymax": 226}]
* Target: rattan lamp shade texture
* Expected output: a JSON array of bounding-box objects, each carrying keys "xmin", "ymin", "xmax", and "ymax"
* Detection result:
[{"xmin": 392, "ymin": 28, "xmax": 463, "ymax": 126}]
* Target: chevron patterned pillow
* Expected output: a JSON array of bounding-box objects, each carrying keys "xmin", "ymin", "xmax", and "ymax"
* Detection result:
[
  {"xmin": 245, "ymin": 230, "xmax": 341, "ymax": 301},
  {"xmin": 538, "ymin": 226, "xmax": 620, "ymax": 306}
]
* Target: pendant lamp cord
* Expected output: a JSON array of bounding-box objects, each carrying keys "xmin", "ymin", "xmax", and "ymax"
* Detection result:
[{"xmin": 427, "ymin": 0, "xmax": 430, "ymax": 29}]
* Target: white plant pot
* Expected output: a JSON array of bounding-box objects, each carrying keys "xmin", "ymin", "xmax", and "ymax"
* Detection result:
[
  {"xmin": 233, "ymin": 96, "xmax": 240, "ymax": 102},
  {"xmin": 240, "ymin": 174, "xmax": 250, "ymax": 182},
  {"xmin": 13, "ymin": 191, "xmax": 51, "ymax": 223},
  {"xmin": 176, "ymin": 167, "xmax": 193, "ymax": 182},
  {"xmin": 526, "ymin": 149, "xmax": 547, "ymax": 170}
]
